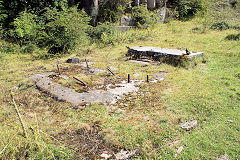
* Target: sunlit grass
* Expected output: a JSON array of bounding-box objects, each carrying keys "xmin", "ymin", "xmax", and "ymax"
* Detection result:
[{"xmin": 0, "ymin": 19, "xmax": 240, "ymax": 159}]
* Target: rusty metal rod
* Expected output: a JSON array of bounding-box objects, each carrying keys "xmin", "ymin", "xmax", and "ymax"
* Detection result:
[
  {"xmin": 85, "ymin": 59, "xmax": 89, "ymax": 68},
  {"xmin": 57, "ymin": 64, "xmax": 61, "ymax": 75},
  {"xmin": 106, "ymin": 67, "xmax": 115, "ymax": 76},
  {"xmin": 73, "ymin": 77, "xmax": 87, "ymax": 86},
  {"xmin": 128, "ymin": 74, "xmax": 130, "ymax": 83},
  {"xmin": 147, "ymin": 75, "xmax": 149, "ymax": 83}
]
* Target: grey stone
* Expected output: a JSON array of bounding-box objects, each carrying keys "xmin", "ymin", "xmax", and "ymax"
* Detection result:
[
  {"xmin": 174, "ymin": 146, "xmax": 184, "ymax": 157},
  {"xmin": 150, "ymin": 72, "xmax": 168, "ymax": 82},
  {"xmin": 218, "ymin": 154, "xmax": 229, "ymax": 160},
  {"xmin": 179, "ymin": 120, "xmax": 198, "ymax": 131},
  {"xmin": 227, "ymin": 120, "xmax": 233, "ymax": 123},
  {"xmin": 120, "ymin": 16, "xmax": 136, "ymax": 26},
  {"xmin": 100, "ymin": 153, "xmax": 112, "ymax": 159},
  {"xmin": 66, "ymin": 56, "xmax": 80, "ymax": 64},
  {"xmin": 115, "ymin": 149, "xmax": 139, "ymax": 160}
]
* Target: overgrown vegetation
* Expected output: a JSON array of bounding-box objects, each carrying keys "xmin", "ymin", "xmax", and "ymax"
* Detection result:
[{"xmin": 0, "ymin": 0, "xmax": 240, "ymax": 159}]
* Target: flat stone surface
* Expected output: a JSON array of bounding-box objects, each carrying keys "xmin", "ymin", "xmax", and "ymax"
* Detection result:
[
  {"xmin": 30, "ymin": 73, "xmax": 116, "ymax": 106},
  {"xmin": 179, "ymin": 120, "xmax": 198, "ymax": 131},
  {"xmin": 30, "ymin": 73, "xmax": 146, "ymax": 106},
  {"xmin": 129, "ymin": 60, "xmax": 150, "ymax": 65},
  {"xmin": 76, "ymin": 61, "xmax": 95, "ymax": 68},
  {"xmin": 107, "ymin": 80, "xmax": 142, "ymax": 97},
  {"xmin": 129, "ymin": 46, "xmax": 203, "ymax": 59},
  {"xmin": 150, "ymin": 72, "xmax": 168, "ymax": 82}
]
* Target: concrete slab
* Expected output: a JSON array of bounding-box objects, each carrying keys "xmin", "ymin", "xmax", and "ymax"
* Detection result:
[
  {"xmin": 128, "ymin": 46, "xmax": 204, "ymax": 60},
  {"xmin": 30, "ymin": 73, "xmax": 116, "ymax": 106},
  {"xmin": 30, "ymin": 71, "xmax": 168, "ymax": 106}
]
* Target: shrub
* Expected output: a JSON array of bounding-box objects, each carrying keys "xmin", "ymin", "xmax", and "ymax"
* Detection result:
[
  {"xmin": 168, "ymin": 0, "xmax": 205, "ymax": 20},
  {"xmin": 225, "ymin": 33, "xmax": 240, "ymax": 41},
  {"xmin": 20, "ymin": 44, "xmax": 39, "ymax": 54},
  {"xmin": 98, "ymin": 0, "xmax": 131, "ymax": 22},
  {"xmin": 10, "ymin": 7, "xmax": 91, "ymax": 54},
  {"xmin": 43, "ymin": 7, "xmax": 91, "ymax": 54},
  {"xmin": 131, "ymin": 5, "xmax": 156, "ymax": 28},
  {"xmin": 210, "ymin": 21, "xmax": 230, "ymax": 30},
  {"xmin": 1, "ymin": 42, "xmax": 21, "ymax": 54},
  {"xmin": 11, "ymin": 11, "xmax": 42, "ymax": 45},
  {"xmin": 232, "ymin": 24, "xmax": 240, "ymax": 30},
  {"xmin": 87, "ymin": 22, "xmax": 118, "ymax": 40}
]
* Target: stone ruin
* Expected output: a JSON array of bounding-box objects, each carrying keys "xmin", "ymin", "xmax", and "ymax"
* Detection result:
[{"xmin": 30, "ymin": 57, "xmax": 168, "ymax": 107}]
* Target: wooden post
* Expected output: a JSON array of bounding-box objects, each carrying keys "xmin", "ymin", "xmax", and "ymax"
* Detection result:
[
  {"xmin": 128, "ymin": 74, "xmax": 130, "ymax": 83},
  {"xmin": 85, "ymin": 59, "xmax": 89, "ymax": 68},
  {"xmin": 147, "ymin": 75, "xmax": 149, "ymax": 83},
  {"xmin": 10, "ymin": 92, "xmax": 28, "ymax": 138}
]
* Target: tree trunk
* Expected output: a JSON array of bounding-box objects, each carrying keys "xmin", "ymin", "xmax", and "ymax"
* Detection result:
[
  {"xmin": 134, "ymin": 0, "xmax": 140, "ymax": 6},
  {"xmin": 156, "ymin": 0, "xmax": 161, "ymax": 8},
  {"xmin": 147, "ymin": 0, "xmax": 156, "ymax": 10},
  {"xmin": 91, "ymin": 0, "xmax": 98, "ymax": 26}
]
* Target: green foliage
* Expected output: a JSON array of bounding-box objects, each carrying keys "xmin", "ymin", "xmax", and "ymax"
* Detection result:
[
  {"xmin": 210, "ymin": 21, "xmax": 230, "ymax": 30},
  {"xmin": 42, "ymin": 7, "xmax": 91, "ymax": 54},
  {"xmin": 98, "ymin": 0, "xmax": 131, "ymax": 22},
  {"xmin": 86, "ymin": 22, "xmax": 151, "ymax": 46},
  {"xmin": 10, "ymin": 7, "xmax": 91, "ymax": 54},
  {"xmin": 1, "ymin": 0, "xmax": 68, "ymax": 27},
  {"xmin": 225, "ymin": 33, "xmax": 240, "ymax": 41},
  {"xmin": 87, "ymin": 22, "xmax": 117, "ymax": 40},
  {"xmin": 11, "ymin": 11, "xmax": 42, "ymax": 45},
  {"xmin": 169, "ymin": 0, "xmax": 206, "ymax": 20},
  {"xmin": 1, "ymin": 42, "xmax": 21, "ymax": 54},
  {"xmin": 131, "ymin": 5, "xmax": 156, "ymax": 28}
]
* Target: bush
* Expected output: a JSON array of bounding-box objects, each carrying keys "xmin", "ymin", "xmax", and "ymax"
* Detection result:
[
  {"xmin": 43, "ymin": 7, "xmax": 91, "ymax": 54},
  {"xmin": 169, "ymin": 0, "xmax": 205, "ymax": 20},
  {"xmin": 1, "ymin": 42, "xmax": 21, "ymax": 54},
  {"xmin": 98, "ymin": 0, "xmax": 131, "ymax": 22},
  {"xmin": 11, "ymin": 11, "xmax": 42, "ymax": 45},
  {"xmin": 87, "ymin": 22, "xmax": 118, "ymax": 40},
  {"xmin": 210, "ymin": 21, "xmax": 230, "ymax": 30},
  {"xmin": 10, "ymin": 7, "xmax": 91, "ymax": 54},
  {"xmin": 131, "ymin": 5, "xmax": 156, "ymax": 28},
  {"xmin": 225, "ymin": 33, "xmax": 240, "ymax": 41}
]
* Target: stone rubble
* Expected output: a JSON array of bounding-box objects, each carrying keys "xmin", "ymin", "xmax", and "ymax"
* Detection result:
[{"xmin": 179, "ymin": 120, "xmax": 198, "ymax": 131}]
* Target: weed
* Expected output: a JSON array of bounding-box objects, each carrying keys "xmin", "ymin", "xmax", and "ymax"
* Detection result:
[{"xmin": 225, "ymin": 33, "xmax": 240, "ymax": 41}]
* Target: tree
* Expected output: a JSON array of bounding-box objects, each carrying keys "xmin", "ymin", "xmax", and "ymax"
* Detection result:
[{"xmin": 0, "ymin": 0, "xmax": 67, "ymax": 28}]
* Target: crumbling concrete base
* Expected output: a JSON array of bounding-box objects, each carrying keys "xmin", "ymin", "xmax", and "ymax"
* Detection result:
[{"xmin": 30, "ymin": 73, "xmax": 142, "ymax": 106}]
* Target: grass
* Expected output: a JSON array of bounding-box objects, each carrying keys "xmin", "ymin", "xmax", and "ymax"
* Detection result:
[{"xmin": 0, "ymin": 19, "xmax": 240, "ymax": 159}]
